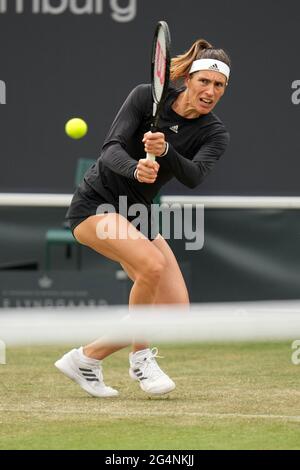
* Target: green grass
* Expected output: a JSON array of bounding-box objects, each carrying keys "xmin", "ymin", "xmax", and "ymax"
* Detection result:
[{"xmin": 0, "ymin": 342, "xmax": 300, "ymax": 450}]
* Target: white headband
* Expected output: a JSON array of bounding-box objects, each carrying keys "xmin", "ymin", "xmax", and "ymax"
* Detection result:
[{"xmin": 189, "ymin": 59, "xmax": 230, "ymax": 81}]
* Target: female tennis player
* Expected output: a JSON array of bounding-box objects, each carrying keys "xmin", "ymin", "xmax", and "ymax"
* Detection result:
[{"xmin": 55, "ymin": 39, "xmax": 231, "ymax": 397}]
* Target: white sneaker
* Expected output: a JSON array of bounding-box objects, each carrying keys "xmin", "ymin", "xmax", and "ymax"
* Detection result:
[
  {"xmin": 55, "ymin": 348, "xmax": 119, "ymax": 398},
  {"xmin": 129, "ymin": 348, "xmax": 175, "ymax": 396}
]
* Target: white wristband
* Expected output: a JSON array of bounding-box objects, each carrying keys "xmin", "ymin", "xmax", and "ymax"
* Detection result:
[{"xmin": 160, "ymin": 142, "xmax": 169, "ymax": 157}]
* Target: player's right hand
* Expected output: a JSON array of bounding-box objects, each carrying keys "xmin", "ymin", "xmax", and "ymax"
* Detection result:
[{"xmin": 135, "ymin": 158, "xmax": 160, "ymax": 184}]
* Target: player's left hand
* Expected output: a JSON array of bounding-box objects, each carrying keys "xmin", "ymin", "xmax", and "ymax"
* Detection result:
[{"xmin": 143, "ymin": 131, "xmax": 166, "ymax": 157}]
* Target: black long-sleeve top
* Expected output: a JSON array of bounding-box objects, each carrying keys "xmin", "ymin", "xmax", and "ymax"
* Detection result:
[{"xmin": 84, "ymin": 84, "xmax": 230, "ymax": 206}]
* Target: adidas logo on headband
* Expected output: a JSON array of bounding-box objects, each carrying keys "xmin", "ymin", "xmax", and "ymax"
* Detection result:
[{"xmin": 208, "ymin": 63, "xmax": 220, "ymax": 71}]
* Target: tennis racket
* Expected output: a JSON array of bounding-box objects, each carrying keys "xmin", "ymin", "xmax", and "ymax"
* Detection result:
[{"xmin": 146, "ymin": 20, "xmax": 171, "ymax": 162}]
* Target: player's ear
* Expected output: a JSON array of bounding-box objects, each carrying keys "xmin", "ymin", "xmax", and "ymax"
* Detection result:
[{"xmin": 221, "ymin": 81, "xmax": 228, "ymax": 96}]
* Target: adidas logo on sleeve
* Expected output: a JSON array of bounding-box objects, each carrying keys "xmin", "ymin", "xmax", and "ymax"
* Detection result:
[{"xmin": 169, "ymin": 125, "xmax": 179, "ymax": 133}]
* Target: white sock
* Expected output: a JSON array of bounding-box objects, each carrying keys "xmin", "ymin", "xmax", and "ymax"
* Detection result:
[
  {"xmin": 77, "ymin": 347, "xmax": 101, "ymax": 365},
  {"xmin": 131, "ymin": 348, "xmax": 150, "ymax": 360}
]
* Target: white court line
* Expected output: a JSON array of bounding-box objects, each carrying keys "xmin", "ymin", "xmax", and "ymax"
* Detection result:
[{"xmin": 0, "ymin": 406, "xmax": 300, "ymax": 422}]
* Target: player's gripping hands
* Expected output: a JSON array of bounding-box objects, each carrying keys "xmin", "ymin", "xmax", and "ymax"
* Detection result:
[
  {"xmin": 134, "ymin": 132, "xmax": 167, "ymax": 183},
  {"xmin": 143, "ymin": 131, "xmax": 167, "ymax": 157}
]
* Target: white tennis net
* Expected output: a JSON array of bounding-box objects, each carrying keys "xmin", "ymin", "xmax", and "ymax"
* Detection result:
[
  {"xmin": 2, "ymin": 193, "xmax": 300, "ymax": 208},
  {"xmin": 1, "ymin": 301, "xmax": 300, "ymax": 346}
]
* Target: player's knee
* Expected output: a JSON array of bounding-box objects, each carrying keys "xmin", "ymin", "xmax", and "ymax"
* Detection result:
[{"xmin": 138, "ymin": 255, "xmax": 166, "ymax": 284}]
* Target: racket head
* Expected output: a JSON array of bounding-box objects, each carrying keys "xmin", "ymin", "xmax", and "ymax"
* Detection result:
[{"xmin": 151, "ymin": 21, "xmax": 171, "ymax": 113}]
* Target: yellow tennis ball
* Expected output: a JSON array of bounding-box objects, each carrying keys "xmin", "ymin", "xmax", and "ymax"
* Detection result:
[{"xmin": 65, "ymin": 118, "xmax": 88, "ymax": 139}]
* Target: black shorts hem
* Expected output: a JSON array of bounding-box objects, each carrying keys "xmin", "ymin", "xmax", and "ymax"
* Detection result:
[{"xmin": 65, "ymin": 182, "xmax": 159, "ymax": 241}]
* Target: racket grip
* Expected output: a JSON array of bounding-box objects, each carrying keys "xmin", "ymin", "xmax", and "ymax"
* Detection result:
[
  {"xmin": 146, "ymin": 128, "xmax": 156, "ymax": 161},
  {"xmin": 146, "ymin": 153, "xmax": 156, "ymax": 162}
]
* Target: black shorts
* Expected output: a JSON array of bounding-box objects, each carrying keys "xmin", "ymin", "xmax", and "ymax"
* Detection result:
[{"xmin": 65, "ymin": 180, "xmax": 160, "ymax": 241}]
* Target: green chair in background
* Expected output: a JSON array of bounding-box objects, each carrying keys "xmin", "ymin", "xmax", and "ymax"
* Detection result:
[{"xmin": 45, "ymin": 158, "xmax": 96, "ymax": 270}]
